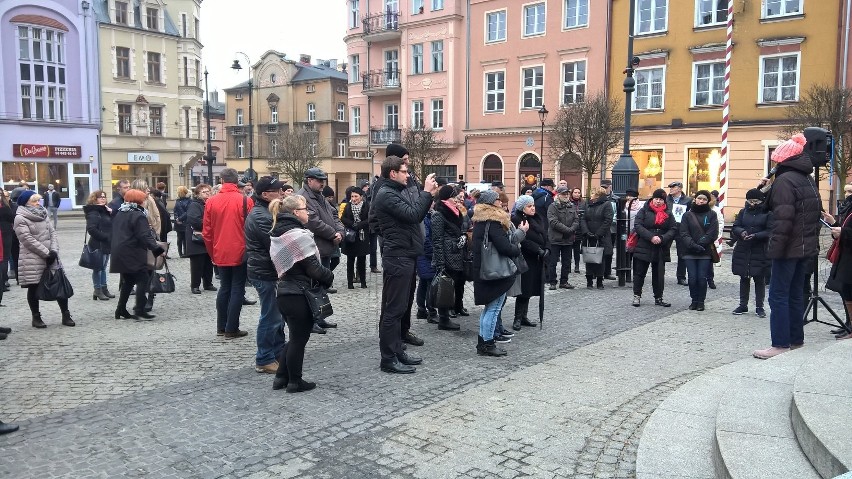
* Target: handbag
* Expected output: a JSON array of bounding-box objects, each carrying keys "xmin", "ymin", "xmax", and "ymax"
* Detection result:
[
  {"xmin": 37, "ymin": 262, "xmax": 74, "ymax": 301},
  {"xmin": 78, "ymin": 231, "xmax": 104, "ymax": 270},
  {"xmin": 827, "ymin": 214, "xmax": 852, "ymax": 264},
  {"xmin": 582, "ymin": 237, "xmax": 604, "ymax": 264},
  {"xmin": 479, "ymin": 230, "xmax": 518, "ymax": 280},
  {"xmin": 344, "ymin": 227, "xmax": 358, "ymax": 243},
  {"xmin": 149, "ymin": 261, "xmax": 176, "ymax": 294},
  {"xmin": 303, "ymin": 285, "xmax": 334, "ymax": 321},
  {"xmin": 429, "ymin": 271, "xmax": 455, "ymax": 309},
  {"xmin": 709, "ymin": 243, "xmax": 721, "ymax": 264},
  {"xmin": 190, "ymin": 226, "xmax": 205, "ymax": 245},
  {"xmin": 146, "ymin": 241, "xmax": 170, "ymax": 270},
  {"xmin": 626, "ymin": 232, "xmax": 638, "ymax": 253}
]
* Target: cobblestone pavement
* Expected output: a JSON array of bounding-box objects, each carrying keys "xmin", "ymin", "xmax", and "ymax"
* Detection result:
[{"xmin": 0, "ymin": 218, "xmax": 842, "ymax": 477}]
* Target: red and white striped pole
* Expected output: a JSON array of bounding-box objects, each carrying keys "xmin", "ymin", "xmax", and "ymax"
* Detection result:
[{"xmin": 718, "ymin": 0, "xmax": 734, "ymax": 248}]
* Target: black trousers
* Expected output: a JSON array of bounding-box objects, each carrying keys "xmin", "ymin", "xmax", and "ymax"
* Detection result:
[
  {"xmin": 674, "ymin": 237, "xmax": 687, "ymax": 280},
  {"xmin": 189, "ymin": 253, "xmax": 213, "ymax": 288},
  {"xmin": 0, "ymin": 259, "xmax": 7, "ymax": 304},
  {"xmin": 118, "ymin": 271, "xmax": 149, "ymax": 313},
  {"xmin": 275, "ymin": 294, "xmax": 313, "ymax": 383},
  {"xmin": 739, "ymin": 276, "xmax": 766, "ymax": 308},
  {"xmin": 346, "ymin": 255, "xmax": 366, "ymax": 286},
  {"xmin": 26, "ymin": 284, "xmax": 69, "ymax": 315},
  {"xmin": 632, "ymin": 258, "xmax": 665, "ymax": 299},
  {"xmin": 570, "ymin": 241, "xmax": 582, "ymax": 271},
  {"xmin": 547, "ymin": 244, "xmax": 573, "ymax": 284},
  {"xmin": 175, "ymin": 227, "xmax": 186, "ymax": 256},
  {"xmin": 379, "ymin": 256, "xmax": 416, "ymax": 360},
  {"xmin": 369, "ymin": 234, "xmax": 379, "ymax": 269},
  {"xmin": 437, "ymin": 269, "xmax": 466, "ymax": 318}
]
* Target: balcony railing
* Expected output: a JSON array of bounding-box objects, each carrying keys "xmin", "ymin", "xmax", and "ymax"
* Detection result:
[
  {"xmin": 362, "ymin": 70, "xmax": 402, "ymax": 95},
  {"xmin": 370, "ymin": 127, "xmax": 401, "ymax": 145},
  {"xmin": 362, "ymin": 11, "xmax": 399, "ymax": 35},
  {"xmin": 229, "ymin": 126, "xmax": 246, "ymax": 135}
]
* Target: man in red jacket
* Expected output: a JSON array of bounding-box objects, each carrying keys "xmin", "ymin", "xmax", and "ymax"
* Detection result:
[{"xmin": 203, "ymin": 168, "xmax": 254, "ymax": 338}]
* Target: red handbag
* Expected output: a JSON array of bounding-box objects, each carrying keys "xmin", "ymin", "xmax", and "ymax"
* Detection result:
[
  {"xmin": 827, "ymin": 214, "xmax": 851, "ymax": 264},
  {"xmin": 626, "ymin": 232, "xmax": 638, "ymax": 252}
]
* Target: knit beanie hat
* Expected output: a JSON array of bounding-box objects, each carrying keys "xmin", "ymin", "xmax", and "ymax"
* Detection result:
[
  {"xmin": 651, "ymin": 188, "xmax": 667, "ymax": 200},
  {"xmin": 513, "ymin": 194, "xmax": 535, "ymax": 212},
  {"xmin": 17, "ymin": 190, "xmax": 36, "ymax": 206},
  {"xmin": 695, "ymin": 190, "xmax": 712, "ymax": 201},
  {"xmin": 771, "ymin": 134, "xmax": 806, "ymax": 163},
  {"xmin": 438, "ymin": 185, "xmax": 456, "ymax": 201},
  {"xmin": 386, "ymin": 143, "xmax": 409, "ymax": 158},
  {"xmin": 478, "ymin": 189, "xmax": 499, "ymax": 205},
  {"xmin": 322, "ymin": 186, "xmax": 335, "ymax": 198},
  {"xmin": 746, "ymin": 188, "xmax": 765, "ymax": 200}
]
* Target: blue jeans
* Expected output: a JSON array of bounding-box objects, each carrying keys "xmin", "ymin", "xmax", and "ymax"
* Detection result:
[
  {"xmin": 684, "ymin": 258, "xmax": 711, "ymax": 302},
  {"xmin": 253, "ymin": 279, "xmax": 286, "ymax": 366},
  {"xmin": 479, "ymin": 293, "xmax": 507, "ymax": 341},
  {"xmin": 91, "ymin": 253, "xmax": 109, "ymax": 288},
  {"xmin": 217, "ymin": 263, "xmax": 247, "ymax": 333},
  {"xmin": 768, "ymin": 258, "xmax": 807, "ymax": 348}
]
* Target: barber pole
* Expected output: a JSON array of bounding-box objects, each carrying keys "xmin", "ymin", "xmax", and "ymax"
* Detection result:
[{"xmin": 718, "ymin": 0, "xmax": 734, "ymax": 250}]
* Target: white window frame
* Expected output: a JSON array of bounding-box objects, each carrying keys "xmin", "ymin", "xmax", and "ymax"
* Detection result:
[
  {"xmin": 412, "ymin": 100, "xmax": 425, "ymax": 129},
  {"xmin": 236, "ymin": 108, "xmax": 244, "ymax": 125},
  {"xmin": 337, "ymin": 103, "xmax": 346, "ymax": 121},
  {"xmin": 563, "ymin": 0, "xmax": 589, "ymax": 29},
  {"xmin": 115, "ymin": 1, "xmax": 129, "ymax": 25},
  {"xmin": 758, "ymin": 52, "xmax": 800, "ymax": 103},
  {"xmin": 349, "ymin": 0, "xmax": 360, "ymax": 28},
  {"xmin": 485, "ymin": 70, "xmax": 506, "ymax": 113},
  {"xmin": 412, "ymin": 44, "xmax": 424, "ymax": 75},
  {"xmin": 431, "ymin": 98, "xmax": 444, "ymax": 129},
  {"xmin": 270, "ymin": 106, "xmax": 278, "ymax": 124},
  {"xmin": 149, "ymin": 106, "xmax": 163, "ymax": 135},
  {"xmin": 384, "ymin": 48, "xmax": 400, "ymax": 86},
  {"xmin": 695, "ymin": 0, "xmax": 727, "ymax": 27},
  {"xmin": 385, "ymin": 103, "xmax": 399, "ymax": 129},
  {"xmin": 270, "ymin": 138, "xmax": 279, "ymax": 157},
  {"xmin": 350, "ymin": 55, "xmax": 360, "ymax": 83},
  {"xmin": 633, "ymin": 66, "xmax": 666, "ymax": 111},
  {"xmin": 351, "ymin": 106, "xmax": 361, "ymax": 133},
  {"xmin": 635, "ymin": 0, "xmax": 668, "ymax": 35},
  {"xmin": 762, "ymin": 0, "xmax": 803, "ymax": 19},
  {"xmin": 431, "ymin": 41, "xmax": 444, "ymax": 72},
  {"xmin": 691, "ymin": 60, "xmax": 725, "ymax": 107},
  {"xmin": 115, "ymin": 47, "xmax": 130, "ymax": 79},
  {"xmin": 337, "ymin": 138, "xmax": 347, "ymax": 157},
  {"xmin": 308, "ymin": 103, "xmax": 316, "ymax": 121},
  {"xmin": 118, "ymin": 103, "xmax": 133, "ymax": 134},
  {"xmin": 521, "ymin": 66, "xmax": 544, "ymax": 109},
  {"xmin": 432, "ymin": 0, "xmax": 444, "ymax": 11},
  {"xmin": 209, "ymin": 127, "xmax": 217, "ymax": 140},
  {"xmin": 237, "ymin": 139, "xmax": 245, "ymax": 158},
  {"xmin": 146, "ymin": 7, "xmax": 159, "ymax": 31},
  {"xmin": 523, "ymin": 2, "xmax": 547, "ymax": 37},
  {"xmin": 413, "ymin": 0, "xmax": 424, "ymax": 13},
  {"xmin": 561, "ymin": 60, "xmax": 586, "ymax": 105},
  {"xmin": 485, "ymin": 9, "xmax": 507, "ymax": 43}
]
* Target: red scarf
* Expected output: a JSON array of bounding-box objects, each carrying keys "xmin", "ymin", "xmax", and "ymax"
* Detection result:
[{"xmin": 649, "ymin": 201, "xmax": 669, "ymax": 225}]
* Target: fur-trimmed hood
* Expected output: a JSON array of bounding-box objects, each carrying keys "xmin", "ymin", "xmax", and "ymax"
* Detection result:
[{"xmin": 472, "ymin": 203, "xmax": 511, "ymax": 230}]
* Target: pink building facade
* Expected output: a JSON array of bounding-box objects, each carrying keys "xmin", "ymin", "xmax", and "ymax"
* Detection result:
[
  {"xmin": 466, "ymin": 0, "xmax": 611, "ymax": 199},
  {"xmin": 344, "ymin": 0, "xmax": 466, "ymax": 182}
]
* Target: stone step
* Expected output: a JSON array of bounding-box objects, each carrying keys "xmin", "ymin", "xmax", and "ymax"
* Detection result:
[
  {"xmin": 713, "ymin": 347, "xmax": 825, "ymax": 479},
  {"xmin": 791, "ymin": 340, "xmax": 852, "ymax": 479}
]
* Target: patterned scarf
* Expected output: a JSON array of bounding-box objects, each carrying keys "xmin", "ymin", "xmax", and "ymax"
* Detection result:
[
  {"xmin": 351, "ymin": 201, "xmax": 363, "ymax": 219},
  {"xmin": 118, "ymin": 202, "xmax": 147, "ymax": 216},
  {"xmin": 270, "ymin": 228, "xmax": 321, "ymax": 278},
  {"xmin": 23, "ymin": 205, "xmax": 47, "ymax": 219}
]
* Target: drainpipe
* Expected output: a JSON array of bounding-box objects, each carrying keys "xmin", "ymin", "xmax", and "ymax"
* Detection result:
[
  {"xmin": 465, "ymin": 0, "xmax": 471, "ymax": 181},
  {"xmin": 843, "ymin": 0, "xmax": 851, "ymax": 88}
]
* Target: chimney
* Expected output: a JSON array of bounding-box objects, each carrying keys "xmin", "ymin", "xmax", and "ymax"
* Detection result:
[
  {"xmin": 299, "ymin": 54, "xmax": 311, "ymax": 64},
  {"xmin": 329, "ymin": 59, "xmax": 338, "ymax": 69},
  {"xmin": 210, "ymin": 90, "xmax": 219, "ymax": 105},
  {"xmin": 315, "ymin": 58, "xmax": 325, "ymax": 66}
]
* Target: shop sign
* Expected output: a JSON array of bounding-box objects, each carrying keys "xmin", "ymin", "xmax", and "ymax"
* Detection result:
[
  {"xmin": 127, "ymin": 152, "xmax": 160, "ymax": 163},
  {"xmin": 12, "ymin": 144, "xmax": 82, "ymax": 158}
]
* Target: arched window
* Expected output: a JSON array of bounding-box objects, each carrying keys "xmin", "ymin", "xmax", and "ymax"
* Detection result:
[
  {"xmin": 482, "ymin": 154, "xmax": 503, "ymax": 183},
  {"xmin": 519, "ymin": 153, "xmax": 542, "ymax": 191}
]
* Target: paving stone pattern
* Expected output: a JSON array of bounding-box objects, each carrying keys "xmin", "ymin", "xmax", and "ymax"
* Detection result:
[{"xmin": 0, "ymin": 218, "xmax": 842, "ymax": 477}]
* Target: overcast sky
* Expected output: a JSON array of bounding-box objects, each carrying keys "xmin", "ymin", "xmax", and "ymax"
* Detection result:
[{"xmin": 201, "ymin": 0, "xmax": 348, "ymax": 94}]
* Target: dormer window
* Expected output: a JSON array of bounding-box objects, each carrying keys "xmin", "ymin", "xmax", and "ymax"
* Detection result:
[
  {"xmin": 146, "ymin": 8, "xmax": 159, "ymax": 30},
  {"xmin": 115, "ymin": 1, "xmax": 128, "ymax": 25}
]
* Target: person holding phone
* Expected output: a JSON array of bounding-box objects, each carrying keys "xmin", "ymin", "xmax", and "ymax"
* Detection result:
[{"xmin": 730, "ymin": 189, "xmax": 772, "ymax": 317}]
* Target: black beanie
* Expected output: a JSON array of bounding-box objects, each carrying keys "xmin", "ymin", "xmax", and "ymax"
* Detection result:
[
  {"xmin": 652, "ymin": 188, "xmax": 667, "ymax": 200},
  {"xmin": 322, "ymin": 186, "xmax": 335, "ymax": 198},
  {"xmin": 438, "ymin": 185, "xmax": 456, "ymax": 201},
  {"xmin": 746, "ymin": 188, "xmax": 764, "ymax": 200},
  {"xmin": 386, "ymin": 143, "xmax": 409, "ymax": 158}
]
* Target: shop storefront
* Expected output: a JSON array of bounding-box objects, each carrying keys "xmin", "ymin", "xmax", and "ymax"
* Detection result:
[
  {"xmin": 109, "ymin": 152, "xmax": 170, "ymax": 190},
  {"xmin": 2, "ymin": 141, "xmax": 99, "ymax": 209}
]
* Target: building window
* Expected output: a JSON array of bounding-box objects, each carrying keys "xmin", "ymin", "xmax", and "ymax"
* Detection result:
[
  {"xmin": 116, "ymin": 47, "xmax": 130, "ymax": 79},
  {"xmin": 385, "ymin": 50, "xmax": 399, "ymax": 85},
  {"xmin": 425, "ymin": 165, "xmax": 457, "ymax": 183},
  {"xmin": 522, "ymin": 66, "xmax": 544, "ymax": 109},
  {"xmin": 564, "ymin": 0, "xmax": 589, "ymax": 28},
  {"xmin": 235, "ymin": 91, "xmax": 242, "ymax": 100},
  {"xmin": 412, "ymin": 100, "xmax": 424, "ymax": 129},
  {"xmin": 696, "ymin": 0, "xmax": 727, "ymax": 26},
  {"xmin": 185, "ymin": 108, "xmax": 190, "ymax": 138},
  {"xmin": 270, "ymin": 138, "xmax": 278, "ymax": 157},
  {"xmin": 209, "ymin": 127, "xmax": 217, "ymax": 140},
  {"xmin": 308, "ymin": 103, "xmax": 316, "ymax": 121},
  {"xmin": 20, "ymin": 86, "xmax": 31, "ymax": 118},
  {"xmin": 146, "ymin": 52, "xmax": 161, "ymax": 83},
  {"xmin": 34, "ymin": 86, "xmax": 44, "ymax": 120},
  {"xmin": 351, "ymin": 107, "xmax": 361, "ymax": 133},
  {"xmin": 432, "ymin": 0, "xmax": 444, "ymax": 10},
  {"xmin": 237, "ymin": 139, "xmax": 245, "ymax": 158},
  {"xmin": 196, "ymin": 110, "xmax": 202, "ymax": 138},
  {"xmin": 349, "ymin": 0, "xmax": 359, "ymax": 28},
  {"xmin": 271, "ymin": 106, "xmax": 278, "ymax": 124},
  {"xmin": 149, "ymin": 107, "xmax": 162, "ymax": 135},
  {"xmin": 760, "ymin": 54, "xmax": 799, "ymax": 102},
  {"xmin": 431, "ymin": 98, "xmax": 444, "ymax": 129},
  {"xmin": 482, "ymin": 154, "xmax": 503, "ymax": 183},
  {"xmin": 195, "ymin": 60, "xmax": 201, "ymax": 87},
  {"xmin": 115, "ymin": 1, "xmax": 128, "ymax": 25},
  {"xmin": 385, "ymin": 103, "xmax": 399, "ymax": 129},
  {"xmin": 485, "ymin": 71, "xmax": 505, "ymax": 112},
  {"xmin": 631, "ymin": 149, "xmax": 664, "ymax": 197},
  {"xmin": 183, "ymin": 57, "xmax": 189, "ymax": 86},
  {"xmin": 146, "ymin": 8, "xmax": 159, "ymax": 30},
  {"xmin": 486, "ymin": 10, "xmax": 507, "ymax": 42},
  {"xmin": 236, "ymin": 108, "xmax": 244, "ymax": 125},
  {"xmin": 634, "ymin": 67, "xmax": 665, "ymax": 110},
  {"xmin": 524, "ymin": 3, "xmax": 546, "ymax": 37},
  {"xmin": 414, "ymin": 0, "xmax": 424, "ymax": 13},
  {"xmin": 763, "ymin": 0, "xmax": 802, "ymax": 18},
  {"xmin": 412, "ymin": 44, "xmax": 424, "ymax": 74},
  {"xmin": 195, "ymin": 18, "xmax": 200, "ymax": 39},
  {"xmin": 431, "ymin": 41, "xmax": 444, "ymax": 72},
  {"xmin": 687, "ymin": 148, "xmax": 723, "ymax": 196},
  {"xmin": 118, "ymin": 104, "xmax": 133, "ymax": 134},
  {"xmin": 693, "ymin": 61, "xmax": 725, "ymax": 106},
  {"xmin": 337, "ymin": 138, "xmax": 347, "ymax": 157},
  {"xmin": 636, "ymin": 0, "xmax": 667, "ymax": 35},
  {"xmin": 337, "ymin": 103, "xmax": 346, "ymax": 121},
  {"xmin": 17, "ymin": 25, "xmax": 67, "ymax": 121},
  {"xmin": 350, "ymin": 54, "xmax": 360, "ymax": 83},
  {"xmin": 182, "ymin": 13, "xmax": 188, "ymax": 37},
  {"xmin": 562, "ymin": 61, "xmax": 586, "ymax": 104}
]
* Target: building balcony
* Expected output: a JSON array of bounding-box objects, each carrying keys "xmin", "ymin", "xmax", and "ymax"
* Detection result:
[
  {"xmin": 362, "ymin": 70, "xmax": 402, "ymax": 96},
  {"xmin": 362, "ymin": 12, "xmax": 401, "ymax": 42},
  {"xmin": 370, "ymin": 127, "xmax": 401, "ymax": 145},
  {"xmin": 229, "ymin": 126, "xmax": 248, "ymax": 135}
]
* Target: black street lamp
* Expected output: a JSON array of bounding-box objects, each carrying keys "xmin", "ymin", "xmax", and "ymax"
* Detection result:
[
  {"xmin": 203, "ymin": 68, "xmax": 215, "ymax": 185},
  {"xmin": 612, "ymin": 0, "xmax": 641, "ymax": 288},
  {"xmin": 231, "ymin": 53, "xmax": 256, "ymax": 181},
  {"xmin": 538, "ymin": 104, "xmax": 549, "ymax": 177}
]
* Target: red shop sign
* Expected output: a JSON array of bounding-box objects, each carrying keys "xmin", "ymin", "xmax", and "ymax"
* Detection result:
[{"xmin": 12, "ymin": 144, "xmax": 82, "ymax": 158}]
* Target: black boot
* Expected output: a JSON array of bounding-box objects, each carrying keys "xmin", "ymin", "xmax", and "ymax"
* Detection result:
[
  {"xmin": 477, "ymin": 339, "xmax": 507, "ymax": 357},
  {"xmin": 61, "ymin": 310, "xmax": 75, "ymax": 327},
  {"xmin": 437, "ymin": 313, "xmax": 460, "ymax": 331},
  {"xmin": 144, "ymin": 293, "xmax": 154, "ymax": 312},
  {"xmin": 586, "ymin": 275, "xmax": 594, "ymax": 289},
  {"xmin": 512, "ymin": 306, "xmax": 523, "ymax": 331},
  {"xmin": 596, "ymin": 277, "xmax": 605, "ymax": 290},
  {"xmin": 31, "ymin": 313, "xmax": 46, "ymax": 329},
  {"xmin": 476, "ymin": 335, "xmax": 486, "ymax": 354},
  {"xmin": 426, "ymin": 310, "xmax": 438, "ymax": 324}
]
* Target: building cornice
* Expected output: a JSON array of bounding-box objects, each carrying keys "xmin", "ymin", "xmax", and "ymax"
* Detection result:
[
  {"xmin": 97, "ymin": 22, "xmax": 180, "ymax": 39},
  {"xmin": 688, "ymin": 43, "xmax": 728, "ymax": 54},
  {"xmin": 635, "ymin": 49, "xmax": 669, "ymax": 61},
  {"xmin": 402, "ymin": 14, "xmax": 464, "ymax": 30},
  {"xmin": 556, "ymin": 46, "xmax": 591, "ymax": 56},
  {"xmin": 463, "ymin": 126, "xmax": 549, "ymax": 137},
  {"xmin": 480, "ymin": 58, "xmax": 508, "ymax": 67},
  {"xmin": 756, "ymin": 36, "xmax": 806, "ymax": 47},
  {"xmin": 517, "ymin": 53, "xmax": 547, "ymax": 62}
]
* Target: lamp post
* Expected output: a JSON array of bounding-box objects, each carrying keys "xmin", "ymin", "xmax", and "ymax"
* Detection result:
[
  {"xmin": 203, "ymin": 68, "xmax": 214, "ymax": 185},
  {"xmin": 538, "ymin": 105, "xmax": 549, "ymax": 177},
  {"xmin": 231, "ymin": 53, "xmax": 255, "ymax": 182},
  {"xmin": 611, "ymin": 0, "xmax": 641, "ymax": 288}
]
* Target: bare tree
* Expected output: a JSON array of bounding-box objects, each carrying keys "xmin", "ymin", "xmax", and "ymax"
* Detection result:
[
  {"xmin": 400, "ymin": 128, "xmax": 453, "ymax": 182},
  {"xmin": 267, "ymin": 127, "xmax": 326, "ymax": 186},
  {"xmin": 548, "ymin": 92, "xmax": 624, "ymax": 196}
]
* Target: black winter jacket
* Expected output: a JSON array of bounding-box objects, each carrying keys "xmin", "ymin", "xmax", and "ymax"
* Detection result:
[
  {"xmin": 173, "ymin": 197, "xmax": 191, "ymax": 227},
  {"xmin": 184, "ymin": 198, "xmax": 208, "ymax": 257},
  {"xmin": 766, "ymin": 153, "xmax": 822, "ymax": 259},
  {"xmin": 84, "ymin": 204, "xmax": 112, "ymax": 254},
  {"xmin": 368, "ymin": 173, "xmax": 422, "ymax": 235},
  {"xmin": 678, "ymin": 205, "xmax": 720, "ymax": 260},
  {"xmin": 341, "ymin": 201, "xmax": 371, "ymax": 257},
  {"xmin": 632, "ymin": 203, "xmax": 678, "ymax": 263},
  {"xmin": 244, "ymin": 195, "xmax": 278, "ymax": 282},
  {"xmin": 512, "ymin": 210, "xmax": 547, "ymax": 297},
  {"xmin": 109, "ymin": 208, "xmax": 163, "ymax": 274},
  {"xmin": 581, "ymin": 196, "xmax": 615, "ymax": 255},
  {"xmin": 296, "ymin": 185, "xmax": 344, "ymax": 258},
  {"xmin": 273, "ymin": 214, "xmax": 334, "ymax": 296},
  {"xmin": 0, "ymin": 203, "xmax": 16, "ymax": 259},
  {"xmin": 431, "ymin": 201, "xmax": 465, "ymax": 271},
  {"xmin": 371, "ymin": 179, "xmax": 433, "ymax": 258},
  {"xmin": 730, "ymin": 203, "xmax": 772, "ymax": 277}
]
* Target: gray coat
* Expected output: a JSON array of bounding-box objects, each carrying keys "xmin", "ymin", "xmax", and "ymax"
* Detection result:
[
  {"xmin": 547, "ymin": 199, "xmax": 578, "ymax": 245},
  {"xmin": 297, "ymin": 185, "xmax": 344, "ymax": 258},
  {"xmin": 13, "ymin": 206, "xmax": 59, "ymax": 286}
]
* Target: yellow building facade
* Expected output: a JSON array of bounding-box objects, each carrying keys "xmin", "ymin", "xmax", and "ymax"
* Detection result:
[{"xmin": 608, "ymin": 0, "xmax": 849, "ymax": 218}]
